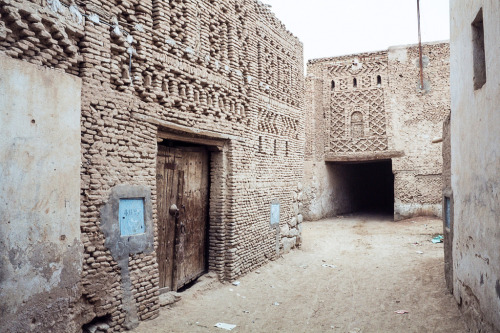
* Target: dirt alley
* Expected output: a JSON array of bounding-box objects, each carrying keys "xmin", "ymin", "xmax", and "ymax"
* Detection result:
[{"xmin": 133, "ymin": 215, "xmax": 468, "ymax": 333}]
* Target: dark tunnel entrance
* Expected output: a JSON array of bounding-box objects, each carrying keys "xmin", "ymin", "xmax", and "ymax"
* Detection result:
[{"xmin": 329, "ymin": 160, "xmax": 394, "ymax": 216}]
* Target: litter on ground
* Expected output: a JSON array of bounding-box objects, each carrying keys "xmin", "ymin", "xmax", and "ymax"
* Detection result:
[
  {"xmin": 394, "ymin": 310, "xmax": 409, "ymax": 314},
  {"xmin": 215, "ymin": 323, "xmax": 237, "ymax": 331},
  {"xmin": 431, "ymin": 235, "xmax": 444, "ymax": 243}
]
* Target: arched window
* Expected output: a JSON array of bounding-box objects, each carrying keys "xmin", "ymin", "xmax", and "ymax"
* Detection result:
[
  {"xmin": 353, "ymin": 78, "xmax": 357, "ymax": 88},
  {"xmin": 377, "ymin": 75, "xmax": 382, "ymax": 87},
  {"xmin": 331, "ymin": 80, "xmax": 335, "ymax": 90}
]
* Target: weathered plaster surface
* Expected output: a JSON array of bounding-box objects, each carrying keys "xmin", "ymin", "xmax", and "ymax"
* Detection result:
[
  {"xmin": 442, "ymin": 114, "xmax": 453, "ymax": 293},
  {"xmin": 100, "ymin": 185, "xmax": 154, "ymax": 259},
  {"xmin": 0, "ymin": 55, "xmax": 83, "ymax": 332},
  {"xmin": 450, "ymin": 0, "xmax": 500, "ymax": 331},
  {"xmin": 100, "ymin": 184, "xmax": 155, "ymax": 330},
  {"xmin": 302, "ymin": 162, "xmax": 353, "ymax": 220}
]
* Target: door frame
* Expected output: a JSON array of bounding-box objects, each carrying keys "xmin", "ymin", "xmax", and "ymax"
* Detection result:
[{"xmin": 156, "ymin": 128, "xmax": 229, "ymax": 292}]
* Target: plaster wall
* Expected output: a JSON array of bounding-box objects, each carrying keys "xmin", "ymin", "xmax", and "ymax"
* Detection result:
[
  {"xmin": 302, "ymin": 161, "xmax": 353, "ymax": 220},
  {"xmin": 0, "ymin": 55, "xmax": 83, "ymax": 332},
  {"xmin": 450, "ymin": 0, "xmax": 500, "ymax": 331}
]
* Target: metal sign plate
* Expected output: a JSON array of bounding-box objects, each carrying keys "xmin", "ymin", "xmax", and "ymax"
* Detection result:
[
  {"xmin": 445, "ymin": 197, "xmax": 451, "ymax": 229},
  {"xmin": 270, "ymin": 200, "xmax": 280, "ymax": 226},
  {"xmin": 119, "ymin": 198, "xmax": 145, "ymax": 236}
]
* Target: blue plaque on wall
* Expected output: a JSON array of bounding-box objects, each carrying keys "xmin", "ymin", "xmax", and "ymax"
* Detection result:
[{"xmin": 119, "ymin": 198, "xmax": 145, "ymax": 236}]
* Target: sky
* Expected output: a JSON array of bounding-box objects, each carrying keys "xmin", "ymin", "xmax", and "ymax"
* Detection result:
[{"xmin": 262, "ymin": 0, "xmax": 450, "ymax": 63}]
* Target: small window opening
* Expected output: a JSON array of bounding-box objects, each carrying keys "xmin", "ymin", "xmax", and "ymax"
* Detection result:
[
  {"xmin": 273, "ymin": 139, "xmax": 277, "ymax": 155},
  {"xmin": 472, "ymin": 8, "xmax": 486, "ymax": 90},
  {"xmin": 353, "ymin": 78, "xmax": 357, "ymax": 88},
  {"xmin": 331, "ymin": 80, "xmax": 335, "ymax": 90},
  {"xmin": 285, "ymin": 141, "xmax": 289, "ymax": 156},
  {"xmin": 377, "ymin": 75, "xmax": 382, "ymax": 87},
  {"xmin": 259, "ymin": 136, "xmax": 263, "ymax": 153}
]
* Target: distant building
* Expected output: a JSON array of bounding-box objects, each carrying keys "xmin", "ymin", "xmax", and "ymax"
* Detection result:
[
  {"xmin": 304, "ymin": 42, "xmax": 450, "ymax": 221},
  {"xmin": 446, "ymin": 0, "xmax": 500, "ymax": 331}
]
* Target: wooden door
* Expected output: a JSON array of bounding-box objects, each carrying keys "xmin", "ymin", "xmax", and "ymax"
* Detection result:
[{"xmin": 156, "ymin": 145, "xmax": 210, "ymax": 291}]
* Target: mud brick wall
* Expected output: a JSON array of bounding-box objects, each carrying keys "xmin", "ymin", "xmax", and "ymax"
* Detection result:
[
  {"xmin": 0, "ymin": 0, "xmax": 304, "ymax": 331},
  {"xmin": 303, "ymin": 50, "xmax": 391, "ymax": 220},
  {"xmin": 387, "ymin": 42, "xmax": 450, "ymax": 220},
  {"xmin": 317, "ymin": 51, "xmax": 390, "ymax": 154},
  {"xmin": 0, "ymin": 0, "xmax": 83, "ymax": 73},
  {"xmin": 303, "ymin": 43, "xmax": 450, "ymax": 221}
]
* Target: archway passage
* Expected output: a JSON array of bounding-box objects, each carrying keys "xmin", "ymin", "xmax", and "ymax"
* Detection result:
[{"xmin": 329, "ymin": 160, "xmax": 394, "ymax": 215}]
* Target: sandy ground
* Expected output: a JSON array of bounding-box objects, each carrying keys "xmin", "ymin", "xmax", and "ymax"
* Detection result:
[{"xmin": 133, "ymin": 215, "xmax": 468, "ymax": 333}]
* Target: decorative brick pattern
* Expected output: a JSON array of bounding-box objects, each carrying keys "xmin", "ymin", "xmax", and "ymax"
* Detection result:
[
  {"xmin": 329, "ymin": 89, "xmax": 387, "ymax": 152},
  {"xmin": 304, "ymin": 44, "xmax": 450, "ymax": 221},
  {"xmin": 0, "ymin": 0, "xmax": 304, "ymax": 331}
]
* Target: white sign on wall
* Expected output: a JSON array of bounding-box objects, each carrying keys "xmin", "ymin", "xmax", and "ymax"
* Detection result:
[{"xmin": 270, "ymin": 200, "xmax": 280, "ymax": 226}]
